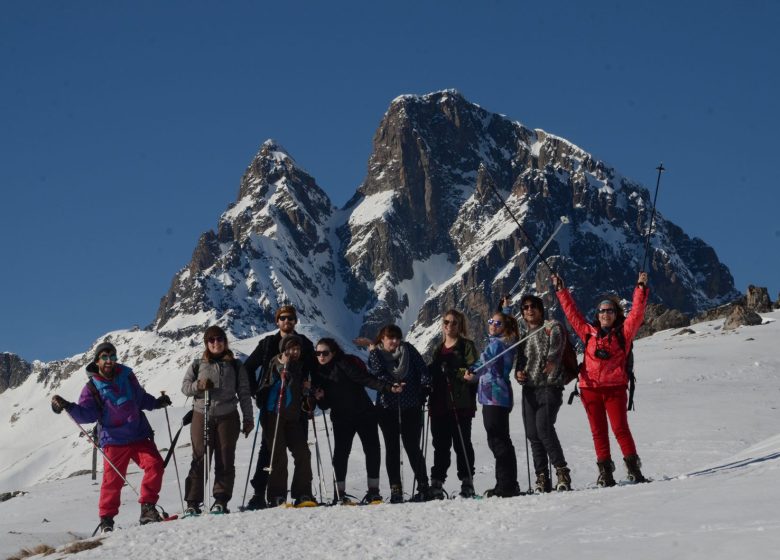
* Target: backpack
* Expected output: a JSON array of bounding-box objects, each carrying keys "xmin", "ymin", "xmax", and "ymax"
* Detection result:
[{"xmin": 545, "ymin": 321, "xmax": 580, "ymax": 385}]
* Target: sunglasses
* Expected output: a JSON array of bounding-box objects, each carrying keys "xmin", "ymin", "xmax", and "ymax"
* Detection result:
[
  {"xmin": 97, "ymin": 354, "xmax": 118, "ymax": 362},
  {"xmin": 207, "ymin": 337, "xmax": 226, "ymax": 344},
  {"xmin": 278, "ymin": 315, "xmax": 297, "ymax": 322},
  {"xmin": 521, "ymin": 304, "xmax": 537, "ymax": 311},
  {"xmin": 598, "ymin": 308, "xmax": 616, "ymax": 315},
  {"xmin": 314, "ymin": 350, "xmax": 331, "ymax": 357},
  {"xmin": 487, "ymin": 319, "xmax": 503, "ymax": 327},
  {"xmin": 443, "ymin": 319, "xmax": 458, "ymax": 326}
]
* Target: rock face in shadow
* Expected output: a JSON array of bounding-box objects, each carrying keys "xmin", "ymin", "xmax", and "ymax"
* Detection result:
[{"xmin": 723, "ymin": 306, "xmax": 764, "ymax": 330}]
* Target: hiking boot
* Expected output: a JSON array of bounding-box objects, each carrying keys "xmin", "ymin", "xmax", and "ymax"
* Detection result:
[
  {"xmin": 245, "ymin": 494, "xmax": 266, "ymax": 511},
  {"xmin": 294, "ymin": 495, "xmax": 317, "ymax": 507},
  {"xmin": 389, "ymin": 484, "xmax": 404, "ymax": 504},
  {"xmin": 139, "ymin": 503, "xmax": 162, "ymax": 524},
  {"xmin": 429, "ymin": 479, "xmax": 446, "ymax": 500},
  {"xmin": 624, "ymin": 454, "xmax": 648, "ymax": 483},
  {"xmin": 411, "ymin": 481, "xmax": 431, "ymax": 502},
  {"xmin": 555, "ymin": 466, "xmax": 572, "ymax": 491},
  {"xmin": 485, "ymin": 481, "xmax": 522, "ymax": 498},
  {"xmin": 267, "ymin": 496, "xmax": 286, "ymax": 508},
  {"xmin": 597, "ymin": 459, "xmax": 616, "ymax": 487},
  {"xmin": 459, "ymin": 480, "xmax": 475, "ymax": 498},
  {"xmin": 183, "ymin": 502, "xmax": 201, "ymax": 517},
  {"xmin": 98, "ymin": 516, "xmax": 114, "ymax": 534},
  {"xmin": 362, "ymin": 488, "xmax": 383, "ymax": 504},
  {"xmin": 210, "ymin": 500, "xmax": 229, "ymax": 514},
  {"xmin": 332, "ymin": 494, "xmax": 357, "ymax": 506},
  {"xmin": 534, "ymin": 470, "xmax": 552, "ymax": 494}
]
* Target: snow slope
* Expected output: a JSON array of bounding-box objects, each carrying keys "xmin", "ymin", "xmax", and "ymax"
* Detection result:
[{"xmin": 1, "ymin": 313, "xmax": 779, "ymax": 559}]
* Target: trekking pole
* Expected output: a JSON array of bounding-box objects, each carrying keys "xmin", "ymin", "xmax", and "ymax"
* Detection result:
[
  {"xmin": 397, "ymin": 399, "xmax": 405, "ymax": 496},
  {"xmin": 321, "ymin": 412, "xmax": 340, "ymax": 502},
  {"xmin": 240, "ymin": 367, "xmax": 264, "ymax": 511},
  {"xmin": 445, "ymin": 371, "xmax": 474, "ymax": 492},
  {"xmin": 411, "ymin": 401, "xmax": 428, "ymax": 498},
  {"xmin": 639, "ymin": 163, "xmax": 665, "ymax": 274},
  {"xmin": 264, "ymin": 371, "xmax": 287, "ymax": 475},
  {"xmin": 507, "ymin": 216, "xmax": 570, "ymax": 298},
  {"xmin": 480, "ymin": 174, "xmax": 557, "ymax": 276},
  {"xmin": 520, "ymin": 387, "xmax": 532, "ymax": 494},
  {"xmin": 203, "ymin": 389, "xmax": 211, "ymax": 511},
  {"xmin": 240, "ymin": 407, "xmax": 263, "ymax": 510},
  {"xmin": 64, "ymin": 410, "xmax": 140, "ymax": 496},
  {"xmin": 161, "ymin": 391, "xmax": 185, "ymax": 514},
  {"xmin": 472, "ymin": 326, "xmax": 546, "ymax": 374},
  {"xmin": 307, "ymin": 404, "xmax": 328, "ymax": 504}
]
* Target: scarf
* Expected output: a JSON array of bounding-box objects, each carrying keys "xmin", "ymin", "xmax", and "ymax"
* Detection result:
[{"xmin": 379, "ymin": 343, "xmax": 410, "ymax": 381}]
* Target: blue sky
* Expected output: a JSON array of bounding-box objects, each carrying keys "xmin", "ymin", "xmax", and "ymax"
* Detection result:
[{"xmin": 2, "ymin": 0, "xmax": 778, "ymax": 362}]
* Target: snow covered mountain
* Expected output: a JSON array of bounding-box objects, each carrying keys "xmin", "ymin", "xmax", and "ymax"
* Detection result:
[
  {"xmin": 151, "ymin": 90, "xmax": 738, "ymax": 356},
  {"xmin": 1, "ymin": 89, "xmax": 741, "ymax": 491}
]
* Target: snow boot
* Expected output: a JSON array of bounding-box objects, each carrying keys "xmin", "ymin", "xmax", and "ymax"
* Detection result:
[
  {"xmin": 183, "ymin": 502, "xmax": 202, "ymax": 517},
  {"xmin": 429, "ymin": 479, "xmax": 446, "ymax": 500},
  {"xmin": 98, "ymin": 516, "xmax": 114, "ymax": 534},
  {"xmin": 534, "ymin": 470, "xmax": 552, "ymax": 494},
  {"xmin": 139, "ymin": 503, "xmax": 163, "ymax": 525},
  {"xmin": 597, "ymin": 459, "xmax": 616, "ymax": 488},
  {"xmin": 294, "ymin": 495, "xmax": 318, "ymax": 508},
  {"xmin": 267, "ymin": 496, "xmax": 286, "ymax": 508},
  {"xmin": 459, "ymin": 480, "xmax": 475, "ymax": 498},
  {"xmin": 624, "ymin": 454, "xmax": 648, "ymax": 483},
  {"xmin": 245, "ymin": 493, "xmax": 266, "ymax": 511},
  {"xmin": 555, "ymin": 466, "xmax": 572, "ymax": 491},
  {"xmin": 411, "ymin": 481, "xmax": 431, "ymax": 502},
  {"xmin": 390, "ymin": 484, "xmax": 404, "ymax": 504},
  {"xmin": 362, "ymin": 488, "xmax": 384, "ymax": 504}
]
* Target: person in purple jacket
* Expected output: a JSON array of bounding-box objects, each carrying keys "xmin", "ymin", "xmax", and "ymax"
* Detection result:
[{"xmin": 51, "ymin": 342, "xmax": 171, "ymax": 533}]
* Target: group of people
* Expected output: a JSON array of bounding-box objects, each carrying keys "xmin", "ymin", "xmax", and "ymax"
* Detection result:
[{"xmin": 50, "ymin": 272, "xmax": 651, "ymax": 532}]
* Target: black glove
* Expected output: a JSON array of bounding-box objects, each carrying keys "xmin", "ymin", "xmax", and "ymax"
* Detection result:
[
  {"xmin": 156, "ymin": 394, "xmax": 172, "ymax": 408},
  {"xmin": 420, "ymin": 385, "xmax": 432, "ymax": 406},
  {"xmin": 51, "ymin": 395, "xmax": 72, "ymax": 414}
]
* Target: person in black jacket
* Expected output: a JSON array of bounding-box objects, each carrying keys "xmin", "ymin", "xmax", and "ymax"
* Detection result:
[
  {"xmin": 427, "ymin": 309, "xmax": 479, "ymax": 499},
  {"xmin": 243, "ymin": 305, "xmax": 316, "ymax": 510},
  {"xmin": 313, "ymin": 338, "xmax": 400, "ymax": 504}
]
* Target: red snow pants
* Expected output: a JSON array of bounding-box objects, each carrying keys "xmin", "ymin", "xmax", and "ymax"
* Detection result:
[
  {"xmin": 580, "ymin": 386, "xmax": 637, "ymax": 462},
  {"xmin": 98, "ymin": 439, "xmax": 164, "ymax": 517}
]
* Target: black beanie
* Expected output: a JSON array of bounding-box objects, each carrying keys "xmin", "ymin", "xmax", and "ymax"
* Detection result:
[{"xmin": 93, "ymin": 342, "xmax": 117, "ymax": 363}]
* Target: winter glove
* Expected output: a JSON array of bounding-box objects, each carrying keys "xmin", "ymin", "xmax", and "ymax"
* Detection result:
[
  {"xmin": 242, "ymin": 419, "xmax": 254, "ymax": 437},
  {"xmin": 156, "ymin": 394, "xmax": 172, "ymax": 408},
  {"xmin": 420, "ymin": 385, "xmax": 432, "ymax": 406},
  {"xmin": 51, "ymin": 395, "xmax": 72, "ymax": 414},
  {"xmin": 196, "ymin": 378, "xmax": 214, "ymax": 391}
]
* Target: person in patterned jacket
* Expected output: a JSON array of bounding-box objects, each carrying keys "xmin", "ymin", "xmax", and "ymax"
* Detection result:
[
  {"xmin": 366, "ymin": 324, "xmax": 432, "ymax": 503},
  {"xmin": 464, "ymin": 311, "xmax": 521, "ymax": 498},
  {"xmin": 50, "ymin": 342, "xmax": 171, "ymax": 533},
  {"xmin": 515, "ymin": 294, "xmax": 571, "ymax": 493}
]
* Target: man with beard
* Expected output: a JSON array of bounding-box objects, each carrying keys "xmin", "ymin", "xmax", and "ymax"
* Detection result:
[{"xmin": 243, "ymin": 305, "xmax": 315, "ymax": 509}]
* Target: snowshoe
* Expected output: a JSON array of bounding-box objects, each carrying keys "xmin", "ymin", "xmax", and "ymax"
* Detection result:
[
  {"xmin": 242, "ymin": 494, "xmax": 266, "ymax": 511},
  {"xmin": 332, "ymin": 494, "xmax": 358, "ymax": 506},
  {"xmin": 97, "ymin": 516, "xmax": 114, "ymax": 534},
  {"xmin": 210, "ymin": 501, "xmax": 229, "ymax": 515},
  {"xmin": 429, "ymin": 479, "xmax": 446, "ymax": 500},
  {"xmin": 410, "ymin": 481, "xmax": 431, "ymax": 502},
  {"xmin": 389, "ymin": 484, "xmax": 404, "ymax": 504},
  {"xmin": 183, "ymin": 503, "xmax": 202, "ymax": 517},
  {"xmin": 361, "ymin": 488, "xmax": 384, "ymax": 505},
  {"xmin": 293, "ymin": 495, "xmax": 318, "ymax": 508},
  {"xmin": 459, "ymin": 481, "xmax": 476, "ymax": 498}
]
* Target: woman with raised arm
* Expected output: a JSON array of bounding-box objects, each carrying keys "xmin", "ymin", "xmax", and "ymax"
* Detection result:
[
  {"xmin": 551, "ymin": 272, "xmax": 650, "ymax": 487},
  {"xmin": 463, "ymin": 311, "xmax": 521, "ymax": 498}
]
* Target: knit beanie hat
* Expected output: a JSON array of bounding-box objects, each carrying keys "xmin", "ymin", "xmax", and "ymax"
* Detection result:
[{"xmin": 93, "ymin": 342, "xmax": 117, "ymax": 363}]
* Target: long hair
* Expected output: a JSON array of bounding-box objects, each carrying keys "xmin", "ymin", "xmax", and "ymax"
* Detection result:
[
  {"xmin": 590, "ymin": 295, "xmax": 626, "ymax": 329},
  {"xmin": 202, "ymin": 325, "xmax": 235, "ymax": 361},
  {"xmin": 492, "ymin": 311, "xmax": 519, "ymax": 343},
  {"xmin": 315, "ymin": 337, "xmax": 344, "ymax": 360},
  {"xmin": 442, "ymin": 309, "xmax": 468, "ymax": 339},
  {"xmin": 374, "ymin": 324, "xmax": 404, "ymax": 346}
]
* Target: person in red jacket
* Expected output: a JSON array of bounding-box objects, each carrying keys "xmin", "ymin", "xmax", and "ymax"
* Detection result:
[{"xmin": 551, "ymin": 272, "xmax": 649, "ymax": 487}]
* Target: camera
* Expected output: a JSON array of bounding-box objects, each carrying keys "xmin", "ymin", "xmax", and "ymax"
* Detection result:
[{"xmin": 594, "ymin": 348, "xmax": 612, "ymax": 360}]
